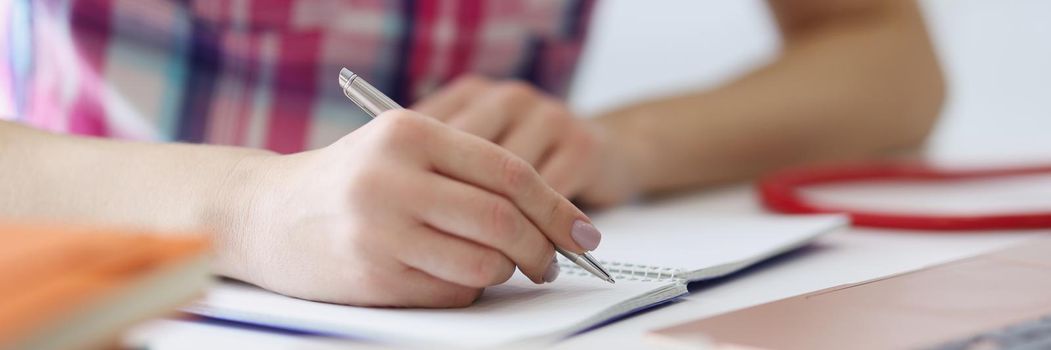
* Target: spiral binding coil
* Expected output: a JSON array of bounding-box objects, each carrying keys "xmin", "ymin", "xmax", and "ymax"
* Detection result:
[{"xmin": 559, "ymin": 260, "xmax": 682, "ymax": 282}]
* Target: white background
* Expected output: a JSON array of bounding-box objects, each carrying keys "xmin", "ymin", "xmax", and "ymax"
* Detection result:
[{"xmin": 572, "ymin": 0, "xmax": 1051, "ymax": 164}]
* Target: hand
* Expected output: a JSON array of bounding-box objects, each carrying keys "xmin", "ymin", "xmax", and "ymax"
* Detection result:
[
  {"xmin": 215, "ymin": 110, "xmax": 603, "ymax": 308},
  {"xmin": 413, "ymin": 76, "xmax": 637, "ymax": 208}
]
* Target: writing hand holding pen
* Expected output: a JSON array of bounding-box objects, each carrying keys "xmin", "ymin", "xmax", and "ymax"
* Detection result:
[{"xmin": 339, "ymin": 68, "xmax": 615, "ymax": 285}]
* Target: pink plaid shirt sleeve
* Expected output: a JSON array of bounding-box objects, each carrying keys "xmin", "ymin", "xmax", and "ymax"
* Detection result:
[{"xmin": 1, "ymin": 0, "xmax": 594, "ymax": 153}]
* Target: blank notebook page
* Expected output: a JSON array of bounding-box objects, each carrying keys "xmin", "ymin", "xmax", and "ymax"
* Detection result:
[{"xmin": 589, "ymin": 206, "xmax": 847, "ymax": 276}]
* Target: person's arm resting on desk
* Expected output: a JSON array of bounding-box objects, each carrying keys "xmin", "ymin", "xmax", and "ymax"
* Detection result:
[
  {"xmin": 418, "ymin": 0, "xmax": 944, "ymax": 207},
  {"xmin": 598, "ymin": 0, "xmax": 945, "ymax": 197},
  {"xmin": 0, "ymin": 112, "xmax": 597, "ymax": 308}
]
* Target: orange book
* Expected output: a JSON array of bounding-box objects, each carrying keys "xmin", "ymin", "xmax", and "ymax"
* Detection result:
[{"xmin": 0, "ymin": 222, "xmax": 211, "ymax": 350}]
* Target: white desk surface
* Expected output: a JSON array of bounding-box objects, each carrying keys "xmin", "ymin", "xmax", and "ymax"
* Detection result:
[{"xmin": 126, "ymin": 1, "xmax": 1051, "ymax": 348}]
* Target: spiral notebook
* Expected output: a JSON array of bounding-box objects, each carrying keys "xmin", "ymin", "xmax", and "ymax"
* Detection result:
[{"xmin": 186, "ymin": 207, "xmax": 846, "ymax": 347}]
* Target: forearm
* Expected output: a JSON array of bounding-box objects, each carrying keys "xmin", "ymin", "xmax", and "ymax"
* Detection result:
[
  {"xmin": 0, "ymin": 121, "xmax": 273, "ymax": 243},
  {"xmin": 598, "ymin": 1, "xmax": 944, "ymax": 194}
]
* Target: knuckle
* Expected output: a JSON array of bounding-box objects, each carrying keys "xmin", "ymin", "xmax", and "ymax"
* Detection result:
[
  {"xmin": 469, "ymin": 250, "xmax": 506, "ymax": 286},
  {"xmin": 494, "ymin": 261, "xmax": 515, "ymax": 284},
  {"xmin": 494, "ymin": 81, "xmax": 535, "ymax": 102},
  {"xmin": 485, "ymin": 198, "xmax": 522, "ymax": 243},
  {"xmin": 540, "ymin": 101, "xmax": 572, "ymax": 124},
  {"xmin": 499, "ymin": 155, "xmax": 534, "ymax": 193},
  {"xmin": 545, "ymin": 198, "xmax": 571, "ymax": 233},
  {"xmin": 374, "ymin": 111, "xmax": 431, "ymax": 146},
  {"xmin": 572, "ymin": 126, "xmax": 599, "ymax": 157}
]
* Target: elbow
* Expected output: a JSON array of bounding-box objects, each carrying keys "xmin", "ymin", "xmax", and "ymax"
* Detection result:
[
  {"xmin": 895, "ymin": 56, "xmax": 945, "ymax": 152},
  {"xmin": 796, "ymin": 0, "xmax": 948, "ymax": 155},
  {"xmin": 890, "ymin": 31, "xmax": 946, "ymax": 153},
  {"xmin": 878, "ymin": 2, "xmax": 948, "ymax": 153}
]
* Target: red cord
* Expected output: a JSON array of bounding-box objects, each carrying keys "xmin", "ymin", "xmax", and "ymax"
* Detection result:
[{"xmin": 757, "ymin": 162, "xmax": 1051, "ymax": 230}]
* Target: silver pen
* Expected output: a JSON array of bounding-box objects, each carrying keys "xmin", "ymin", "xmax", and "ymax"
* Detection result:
[{"xmin": 339, "ymin": 67, "xmax": 615, "ymax": 284}]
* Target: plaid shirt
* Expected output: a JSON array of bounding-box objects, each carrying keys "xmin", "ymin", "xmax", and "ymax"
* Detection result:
[{"xmin": 0, "ymin": 0, "xmax": 594, "ymax": 153}]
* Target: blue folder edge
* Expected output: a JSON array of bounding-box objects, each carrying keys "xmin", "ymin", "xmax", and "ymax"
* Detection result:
[{"xmin": 174, "ymin": 290, "xmax": 690, "ymax": 344}]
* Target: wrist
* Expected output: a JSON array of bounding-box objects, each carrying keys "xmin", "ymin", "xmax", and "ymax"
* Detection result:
[
  {"xmin": 596, "ymin": 106, "xmax": 662, "ymax": 196},
  {"xmin": 207, "ymin": 148, "xmax": 282, "ymax": 281}
]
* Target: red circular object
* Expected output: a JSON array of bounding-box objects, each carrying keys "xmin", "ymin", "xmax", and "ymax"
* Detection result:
[{"xmin": 757, "ymin": 162, "xmax": 1051, "ymax": 230}]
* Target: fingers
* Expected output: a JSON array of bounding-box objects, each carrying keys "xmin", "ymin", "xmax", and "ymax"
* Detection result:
[
  {"xmin": 421, "ymin": 119, "xmax": 601, "ymax": 254},
  {"xmin": 446, "ymin": 81, "xmax": 537, "ymax": 141},
  {"xmin": 396, "ymin": 224, "xmax": 517, "ymax": 288},
  {"xmin": 498, "ymin": 100, "xmax": 565, "ymax": 164},
  {"xmin": 539, "ymin": 126, "xmax": 600, "ymax": 197},
  {"xmin": 388, "ymin": 267, "xmax": 484, "ymax": 308},
  {"xmin": 412, "ymin": 174, "xmax": 557, "ymax": 283},
  {"xmin": 412, "ymin": 75, "xmax": 489, "ymax": 121},
  {"xmin": 416, "ymin": 78, "xmax": 573, "ymax": 171}
]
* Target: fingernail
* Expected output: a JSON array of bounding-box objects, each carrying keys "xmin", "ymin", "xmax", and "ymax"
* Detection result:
[
  {"xmin": 571, "ymin": 220, "xmax": 602, "ymax": 251},
  {"xmin": 544, "ymin": 258, "xmax": 560, "ymax": 283}
]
